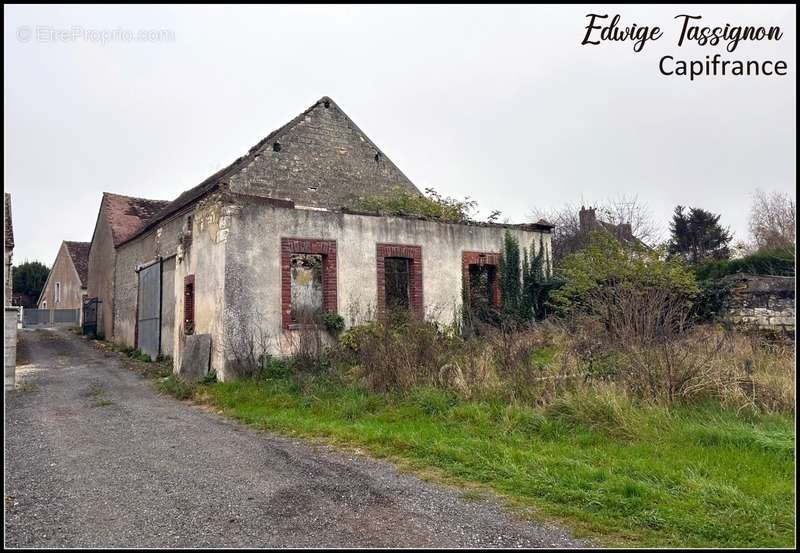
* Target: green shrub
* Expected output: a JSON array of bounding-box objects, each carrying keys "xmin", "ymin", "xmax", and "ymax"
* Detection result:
[
  {"xmin": 322, "ymin": 312, "xmax": 345, "ymax": 334},
  {"xmin": 693, "ymin": 247, "xmax": 795, "ymax": 281},
  {"xmin": 550, "ymin": 231, "xmax": 699, "ymax": 316},
  {"xmin": 353, "ymin": 187, "xmax": 477, "ymax": 223},
  {"xmin": 157, "ymin": 375, "xmax": 196, "ymax": 400}
]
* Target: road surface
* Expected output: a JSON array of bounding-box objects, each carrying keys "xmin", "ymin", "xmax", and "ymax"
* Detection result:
[{"xmin": 4, "ymin": 328, "xmax": 584, "ymax": 548}]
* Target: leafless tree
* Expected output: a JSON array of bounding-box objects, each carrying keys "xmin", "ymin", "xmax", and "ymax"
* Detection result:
[{"xmin": 747, "ymin": 189, "xmax": 796, "ymax": 252}]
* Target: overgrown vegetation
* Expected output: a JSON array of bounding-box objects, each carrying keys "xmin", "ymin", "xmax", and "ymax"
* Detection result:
[
  {"xmin": 189, "ymin": 363, "xmax": 793, "ymax": 547},
  {"xmin": 693, "ymin": 247, "xmax": 795, "ymax": 281},
  {"xmin": 158, "ymin": 193, "xmax": 794, "ymax": 547},
  {"xmin": 549, "ymin": 232, "xmax": 698, "ymax": 317},
  {"xmin": 353, "ymin": 187, "xmax": 479, "ymax": 223}
]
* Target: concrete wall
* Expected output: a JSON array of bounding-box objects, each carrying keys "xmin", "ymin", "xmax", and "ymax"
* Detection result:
[
  {"xmin": 38, "ymin": 242, "xmax": 86, "ymax": 311},
  {"xmin": 87, "ymin": 210, "xmax": 116, "ymax": 339},
  {"xmin": 113, "ymin": 214, "xmax": 185, "ymax": 353},
  {"xmin": 5, "ymin": 307, "xmax": 18, "ymax": 389},
  {"xmin": 216, "ymin": 198, "xmax": 551, "ymax": 379},
  {"xmin": 171, "ymin": 197, "xmax": 229, "ymax": 375}
]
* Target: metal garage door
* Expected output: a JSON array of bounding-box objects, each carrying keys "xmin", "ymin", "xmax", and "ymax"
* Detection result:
[{"xmin": 137, "ymin": 260, "xmax": 161, "ymax": 361}]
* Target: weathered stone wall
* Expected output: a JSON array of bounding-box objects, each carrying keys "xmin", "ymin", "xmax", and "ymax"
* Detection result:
[
  {"xmin": 172, "ymin": 197, "xmax": 228, "ymax": 375},
  {"xmin": 217, "ymin": 199, "xmax": 551, "ymax": 379},
  {"xmin": 723, "ymin": 274, "xmax": 795, "ymax": 331},
  {"xmin": 87, "ymin": 211, "xmax": 116, "ymax": 339},
  {"xmin": 227, "ymin": 98, "xmax": 419, "ymax": 210},
  {"xmin": 113, "ymin": 215, "xmax": 185, "ymax": 353}
]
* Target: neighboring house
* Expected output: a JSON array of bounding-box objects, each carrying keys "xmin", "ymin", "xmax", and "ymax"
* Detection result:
[
  {"xmin": 109, "ymin": 96, "xmax": 554, "ymax": 379},
  {"xmin": 86, "ymin": 192, "xmax": 168, "ymax": 339},
  {"xmin": 4, "ymin": 193, "xmax": 13, "ymax": 305},
  {"xmin": 578, "ymin": 206, "xmax": 647, "ymax": 249},
  {"xmin": 37, "ymin": 241, "xmax": 90, "ymax": 311}
]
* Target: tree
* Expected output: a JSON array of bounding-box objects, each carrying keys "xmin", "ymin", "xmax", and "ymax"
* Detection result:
[
  {"xmin": 748, "ymin": 189, "xmax": 796, "ymax": 252},
  {"xmin": 530, "ymin": 194, "xmax": 658, "ymax": 262},
  {"xmin": 12, "ymin": 260, "xmax": 50, "ymax": 307},
  {"xmin": 550, "ymin": 231, "xmax": 698, "ymax": 317},
  {"xmin": 667, "ymin": 206, "xmax": 732, "ymax": 264}
]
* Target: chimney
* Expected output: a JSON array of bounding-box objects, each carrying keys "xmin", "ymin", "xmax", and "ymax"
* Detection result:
[{"xmin": 579, "ymin": 207, "xmax": 596, "ymax": 234}]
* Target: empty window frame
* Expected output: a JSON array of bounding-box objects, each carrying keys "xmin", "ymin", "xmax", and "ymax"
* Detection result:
[
  {"xmin": 280, "ymin": 238, "xmax": 337, "ymax": 329},
  {"xmin": 462, "ymin": 251, "xmax": 501, "ymax": 321},
  {"xmin": 376, "ymin": 244, "xmax": 423, "ymax": 319}
]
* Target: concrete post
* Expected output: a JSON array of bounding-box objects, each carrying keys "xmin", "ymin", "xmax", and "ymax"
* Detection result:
[{"xmin": 5, "ymin": 306, "xmax": 19, "ymax": 390}]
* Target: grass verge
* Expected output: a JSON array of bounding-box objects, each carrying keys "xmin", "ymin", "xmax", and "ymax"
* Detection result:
[{"xmin": 174, "ymin": 376, "xmax": 795, "ymax": 548}]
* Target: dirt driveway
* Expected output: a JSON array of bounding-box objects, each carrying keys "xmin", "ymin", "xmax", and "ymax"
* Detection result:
[{"xmin": 4, "ymin": 328, "xmax": 584, "ymax": 548}]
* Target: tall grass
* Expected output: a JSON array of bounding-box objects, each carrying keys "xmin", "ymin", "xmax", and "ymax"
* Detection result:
[{"xmin": 194, "ymin": 376, "xmax": 794, "ymax": 547}]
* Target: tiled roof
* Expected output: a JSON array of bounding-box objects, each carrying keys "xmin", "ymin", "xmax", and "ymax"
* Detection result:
[
  {"xmin": 4, "ymin": 193, "xmax": 13, "ymax": 249},
  {"xmin": 64, "ymin": 241, "xmax": 90, "ymax": 287},
  {"xmin": 103, "ymin": 193, "xmax": 169, "ymax": 247}
]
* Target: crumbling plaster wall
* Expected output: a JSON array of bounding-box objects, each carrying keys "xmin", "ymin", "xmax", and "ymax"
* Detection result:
[
  {"xmin": 172, "ymin": 196, "xmax": 229, "ymax": 375},
  {"xmin": 220, "ymin": 200, "xmax": 551, "ymax": 377}
]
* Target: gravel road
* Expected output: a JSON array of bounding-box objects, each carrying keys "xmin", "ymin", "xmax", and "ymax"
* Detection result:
[{"xmin": 4, "ymin": 328, "xmax": 585, "ymax": 548}]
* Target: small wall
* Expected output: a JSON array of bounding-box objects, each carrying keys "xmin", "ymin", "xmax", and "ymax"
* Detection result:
[
  {"xmin": 5, "ymin": 307, "xmax": 18, "ymax": 389},
  {"xmin": 723, "ymin": 274, "xmax": 795, "ymax": 331}
]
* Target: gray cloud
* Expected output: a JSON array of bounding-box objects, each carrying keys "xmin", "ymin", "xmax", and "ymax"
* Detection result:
[{"xmin": 4, "ymin": 4, "xmax": 795, "ymax": 264}]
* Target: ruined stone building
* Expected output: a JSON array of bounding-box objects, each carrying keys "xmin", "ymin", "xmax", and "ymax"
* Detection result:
[
  {"xmin": 721, "ymin": 273, "xmax": 795, "ymax": 332},
  {"xmin": 37, "ymin": 241, "xmax": 90, "ymax": 312},
  {"xmin": 93, "ymin": 97, "xmax": 553, "ymax": 380}
]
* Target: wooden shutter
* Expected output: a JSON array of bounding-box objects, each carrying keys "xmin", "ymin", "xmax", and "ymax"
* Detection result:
[{"xmin": 184, "ymin": 275, "xmax": 195, "ymax": 335}]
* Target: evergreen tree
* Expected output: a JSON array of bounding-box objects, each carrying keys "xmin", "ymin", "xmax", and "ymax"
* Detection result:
[
  {"xmin": 667, "ymin": 206, "xmax": 732, "ymax": 264},
  {"xmin": 499, "ymin": 231, "xmax": 521, "ymax": 320},
  {"xmin": 12, "ymin": 260, "xmax": 49, "ymax": 307}
]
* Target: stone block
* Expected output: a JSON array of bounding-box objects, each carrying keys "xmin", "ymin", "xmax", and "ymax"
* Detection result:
[{"xmin": 178, "ymin": 334, "xmax": 211, "ymax": 381}]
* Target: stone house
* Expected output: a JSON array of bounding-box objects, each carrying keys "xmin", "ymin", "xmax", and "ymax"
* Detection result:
[
  {"xmin": 578, "ymin": 206, "xmax": 646, "ymax": 248},
  {"xmin": 109, "ymin": 96, "xmax": 553, "ymax": 379},
  {"xmin": 37, "ymin": 241, "xmax": 90, "ymax": 312},
  {"xmin": 4, "ymin": 193, "xmax": 13, "ymax": 305},
  {"xmin": 86, "ymin": 192, "xmax": 168, "ymax": 338}
]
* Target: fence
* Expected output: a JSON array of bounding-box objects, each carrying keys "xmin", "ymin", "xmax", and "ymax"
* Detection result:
[{"xmin": 22, "ymin": 308, "xmax": 80, "ymax": 327}]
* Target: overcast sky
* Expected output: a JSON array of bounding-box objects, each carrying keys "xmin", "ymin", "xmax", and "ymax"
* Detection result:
[{"xmin": 4, "ymin": 4, "xmax": 796, "ymax": 264}]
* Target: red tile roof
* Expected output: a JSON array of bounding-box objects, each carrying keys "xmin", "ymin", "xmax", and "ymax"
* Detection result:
[
  {"xmin": 4, "ymin": 193, "xmax": 13, "ymax": 249},
  {"xmin": 64, "ymin": 241, "xmax": 90, "ymax": 287},
  {"xmin": 103, "ymin": 193, "xmax": 169, "ymax": 247}
]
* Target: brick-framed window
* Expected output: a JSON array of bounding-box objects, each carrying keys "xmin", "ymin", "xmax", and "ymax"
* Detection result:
[
  {"xmin": 376, "ymin": 243, "xmax": 423, "ymax": 319},
  {"xmin": 462, "ymin": 251, "xmax": 501, "ymax": 311},
  {"xmin": 281, "ymin": 238, "xmax": 337, "ymax": 329},
  {"xmin": 184, "ymin": 275, "xmax": 195, "ymax": 335}
]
